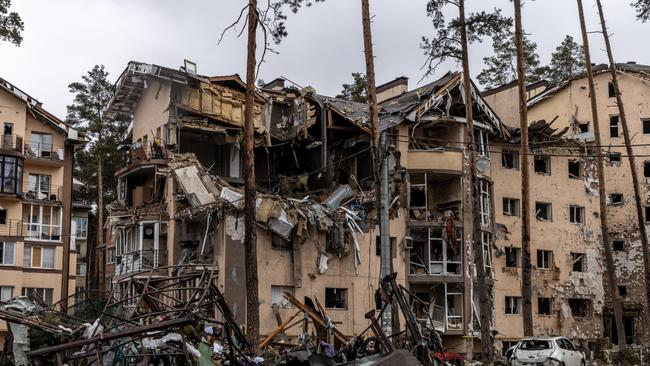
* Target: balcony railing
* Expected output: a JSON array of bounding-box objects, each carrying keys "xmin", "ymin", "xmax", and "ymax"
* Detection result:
[
  {"xmin": 24, "ymin": 142, "xmax": 64, "ymax": 162},
  {"xmin": 116, "ymin": 249, "xmax": 168, "ymax": 275},
  {"xmin": 126, "ymin": 141, "xmax": 168, "ymax": 165},
  {"xmin": 0, "ymin": 135, "xmax": 23, "ymax": 153},
  {"xmin": 22, "ymin": 182, "xmax": 63, "ymax": 201},
  {"xmin": 0, "ymin": 219, "xmax": 23, "ymax": 237}
]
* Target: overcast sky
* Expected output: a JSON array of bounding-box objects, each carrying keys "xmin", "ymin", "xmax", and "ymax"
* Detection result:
[{"xmin": 0, "ymin": 0, "xmax": 646, "ymax": 118}]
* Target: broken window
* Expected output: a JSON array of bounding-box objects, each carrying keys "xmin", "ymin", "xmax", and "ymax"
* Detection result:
[
  {"xmin": 571, "ymin": 252, "xmax": 586, "ymax": 272},
  {"xmin": 505, "ymin": 296, "xmax": 521, "ymax": 315},
  {"xmin": 646, "ymin": 206, "xmax": 650, "ymax": 223},
  {"xmin": 608, "ymin": 82, "xmax": 616, "ymax": 98},
  {"xmin": 271, "ymin": 285, "xmax": 294, "ymax": 308},
  {"xmin": 643, "ymin": 119, "xmax": 650, "ymax": 134},
  {"xmin": 502, "ymin": 341, "xmax": 518, "ymax": 356},
  {"xmin": 569, "ymin": 205, "xmax": 585, "ymax": 225},
  {"xmin": 503, "ymin": 198, "xmax": 520, "ymax": 217},
  {"xmin": 481, "ymin": 231, "xmax": 493, "ymax": 275},
  {"xmin": 537, "ymin": 250, "xmax": 553, "ymax": 269},
  {"xmin": 409, "ymin": 227, "xmax": 462, "ymax": 276},
  {"xmin": 610, "ymin": 116, "xmax": 619, "ymax": 137},
  {"xmin": 609, "ymin": 152, "xmax": 622, "ymax": 164},
  {"xmin": 445, "ymin": 286, "xmax": 463, "ymax": 330},
  {"xmin": 578, "ymin": 123, "xmax": 589, "ymax": 133},
  {"xmin": 534, "ymin": 155, "xmax": 550, "ymax": 174},
  {"xmin": 644, "ymin": 162, "xmax": 650, "ymax": 179},
  {"xmin": 479, "ymin": 180, "xmax": 491, "ymax": 227},
  {"xmin": 325, "ymin": 288, "xmax": 347, "ymax": 309},
  {"xmin": 618, "ymin": 286, "xmax": 628, "ymax": 297},
  {"xmin": 502, "ymin": 150, "xmax": 519, "ymax": 170},
  {"xmin": 408, "ymin": 173, "xmax": 461, "ymax": 221},
  {"xmin": 505, "ymin": 247, "xmax": 520, "ymax": 268},
  {"xmin": 535, "ymin": 202, "xmax": 552, "ymax": 221},
  {"xmin": 538, "ymin": 297, "xmax": 552, "ymax": 315},
  {"xmin": 476, "ymin": 129, "xmax": 489, "ymax": 158},
  {"xmin": 568, "ymin": 298, "xmax": 592, "ymax": 317},
  {"xmin": 272, "ymin": 234, "xmax": 292, "ymax": 251},
  {"xmin": 568, "ymin": 160, "xmax": 582, "ymax": 179},
  {"xmin": 375, "ymin": 236, "xmax": 397, "ymax": 258},
  {"xmin": 412, "ymin": 283, "xmax": 463, "ymax": 332},
  {"xmin": 22, "ymin": 287, "xmax": 53, "ymax": 306},
  {"xmin": 613, "ymin": 240, "xmax": 626, "ymax": 251},
  {"xmin": 609, "ymin": 193, "xmax": 624, "ymax": 205}
]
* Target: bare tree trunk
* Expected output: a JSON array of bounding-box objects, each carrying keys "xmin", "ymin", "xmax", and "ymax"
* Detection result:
[
  {"xmin": 576, "ymin": 0, "xmax": 626, "ymax": 347},
  {"xmin": 361, "ymin": 0, "xmax": 396, "ymax": 337},
  {"xmin": 95, "ymin": 147, "xmax": 103, "ymax": 292},
  {"xmin": 597, "ymin": 0, "xmax": 650, "ymax": 341},
  {"xmin": 244, "ymin": 0, "xmax": 260, "ymax": 349},
  {"xmin": 513, "ymin": 0, "xmax": 534, "ymax": 337},
  {"xmin": 458, "ymin": 0, "xmax": 493, "ymax": 360}
]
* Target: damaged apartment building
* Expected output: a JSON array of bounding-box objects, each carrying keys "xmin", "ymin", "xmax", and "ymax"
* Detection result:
[
  {"xmin": 484, "ymin": 62, "xmax": 650, "ymax": 350},
  {"xmin": 102, "ymin": 60, "xmax": 513, "ymax": 358}
]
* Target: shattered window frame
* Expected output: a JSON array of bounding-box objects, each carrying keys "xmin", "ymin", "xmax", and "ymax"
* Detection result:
[
  {"xmin": 569, "ymin": 205, "xmax": 585, "ymax": 225},
  {"xmin": 537, "ymin": 297, "xmax": 553, "ymax": 315},
  {"xmin": 568, "ymin": 160, "xmax": 582, "ymax": 179},
  {"xmin": 501, "ymin": 150, "xmax": 519, "ymax": 170},
  {"xmin": 571, "ymin": 252, "xmax": 586, "ymax": 272},
  {"xmin": 535, "ymin": 202, "xmax": 552, "ymax": 221},
  {"xmin": 503, "ymin": 197, "xmax": 520, "ymax": 217},
  {"xmin": 536, "ymin": 250, "xmax": 553, "ymax": 269},
  {"xmin": 481, "ymin": 231, "xmax": 493, "ymax": 275},
  {"xmin": 505, "ymin": 247, "xmax": 520, "ymax": 268},
  {"xmin": 479, "ymin": 179, "xmax": 492, "ymax": 227},
  {"xmin": 612, "ymin": 240, "xmax": 626, "ymax": 251},
  {"xmin": 608, "ymin": 82, "xmax": 616, "ymax": 98},
  {"xmin": 505, "ymin": 296, "xmax": 521, "ymax": 315},
  {"xmin": 609, "ymin": 193, "xmax": 624, "ymax": 205},
  {"xmin": 533, "ymin": 155, "xmax": 551, "ymax": 175},
  {"xmin": 568, "ymin": 298, "xmax": 592, "ymax": 318},
  {"xmin": 271, "ymin": 285, "xmax": 295, "ymax": 309},
  {"xmin": 408, "ymin": 227, "xmax": 462, "ymax": 276},
  {"xmin": 325, "ymin": 288, "xmax": 348, "ymax": 309},
  {"xmin": 22, "ymin": 287, "xmax": 53, "ymax": 306},
  {"xmin": 578, "ymin": 123, "xmax": 589, "ymax": 133}
]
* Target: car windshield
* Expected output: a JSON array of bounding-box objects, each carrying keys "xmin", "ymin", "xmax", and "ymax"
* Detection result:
[{"xmin": 518, "ymin": 340, "xmax": 552, "ymax": 350}]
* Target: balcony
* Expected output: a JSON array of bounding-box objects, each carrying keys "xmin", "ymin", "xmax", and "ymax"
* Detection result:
[
  {"xmin": 0, "ymin": 135, "xmax": 23, "ymax": 155},
  {"xmin": 0, "ymin": 219, "xmax": 24, "ymax": 239},
  {"xmin": 117, "ymin": 142, "xmax": 169, "ymax": 177},
  {"xmin": 24, "ymin": 142, "xmax": 64, "ymax": 165},
  {"xmin": 22, "ymin": 182, "xmax": 63, "ymax": 202},
  {"xmin": 116, "ymin": 249, "xmax": 168, "ymax": 276},
  {"xmin": 406, "ymin": 150, "xmax": 463, "ymax": 173}
]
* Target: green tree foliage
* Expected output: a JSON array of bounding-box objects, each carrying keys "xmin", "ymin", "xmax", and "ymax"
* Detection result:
[
  {"xmin": 477, "ymin": 31, "xmax": 547, "ymax": 89},
  {"xmin": 632, "ymin": 0, "xmax": 650, "ymax": 22},
  {"xmin": 421, "ymin": 1, "xmax": 513, "ymax": 78},
  {"xmin": 544, "ymin": 35, "xmax": 585, "ymax": 85},
  {"xmin": 0, "ymin": 0, "xmax": 23, "ymax": 46},
  {"xmin": 337, "ymin": 73, "xmax": 368, "ymax": 103},
  {"xmin": 66, "ymin": 65, "xmax": 129, "ymax": 214}
]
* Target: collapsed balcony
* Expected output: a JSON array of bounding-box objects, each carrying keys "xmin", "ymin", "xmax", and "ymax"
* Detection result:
[{"xmin": 113, "ymin": 221, "xmax": 168, "ymax": 276}]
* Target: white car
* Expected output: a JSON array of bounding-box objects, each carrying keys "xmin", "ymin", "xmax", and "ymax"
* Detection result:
[{"xmin": 510, "ymin": 336, "xmax": 586, "ymax": 366}]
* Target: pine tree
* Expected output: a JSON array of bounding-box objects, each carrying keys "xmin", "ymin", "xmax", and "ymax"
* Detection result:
[
  {"xmin": 545, "ymin": 35, "xmax": 585, "ymax": 85},
  {"xmin": 477, "ymin": 31, "xmax": 546, "ymax": 89},
  {"xmin": 632, "ymin": 0, "xmax": 650, "ymax": 21},
  {"xmin": 421, "ymin": 2, "xmax": 512, "ymax": 77},
  {"xmin": 66, "ymin": 65, "xmax": 129, "ymax": 290},
  {"xmin": 0, "ymin": 0, "xmax": 23, "ymax": 45},
  {"xmin": 337, "ymin": 73, "xmax": 368, "ymax": 103}
]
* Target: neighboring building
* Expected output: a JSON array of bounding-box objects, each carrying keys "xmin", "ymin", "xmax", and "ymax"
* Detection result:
[
  {"xmin": 485, "ymin": 62, "xmax": 650, "ymax": 348},
  {"xmin": 0, "ymin": 77, "xmax": 86, "ymax": 343},
  {"xmin": 72, "ymin": 193, "xmax": 91, "ymax": 297}
]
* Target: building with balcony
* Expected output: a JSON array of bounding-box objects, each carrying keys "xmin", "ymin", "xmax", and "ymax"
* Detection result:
[{"xmin": 0, "ymin": 77, "xmax": 86, "ymax": 343}]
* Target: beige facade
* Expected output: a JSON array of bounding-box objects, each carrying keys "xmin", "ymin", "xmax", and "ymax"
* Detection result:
[
  {"xmin": 485, "ymin": 63, "xmax": 650, "ymax": 349},
  {"xmin": 0, "ymin": 78, "xmax": 85, "ymax": 342}
]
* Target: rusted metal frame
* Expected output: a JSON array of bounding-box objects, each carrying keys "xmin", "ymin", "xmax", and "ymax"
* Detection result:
[{"xmin": 182, "ymin": 266, "xmax": 215, "ymax": 312}]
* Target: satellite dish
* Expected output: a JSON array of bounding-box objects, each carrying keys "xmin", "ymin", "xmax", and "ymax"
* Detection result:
[{"xmin": 476, "ymin": 157, "xmax": 491, "ymax": 173}]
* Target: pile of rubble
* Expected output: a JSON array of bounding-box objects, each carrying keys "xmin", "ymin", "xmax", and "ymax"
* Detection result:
[{"xmin": 0, "ymin": 270, "xmax": 449, "ymax": 365}]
